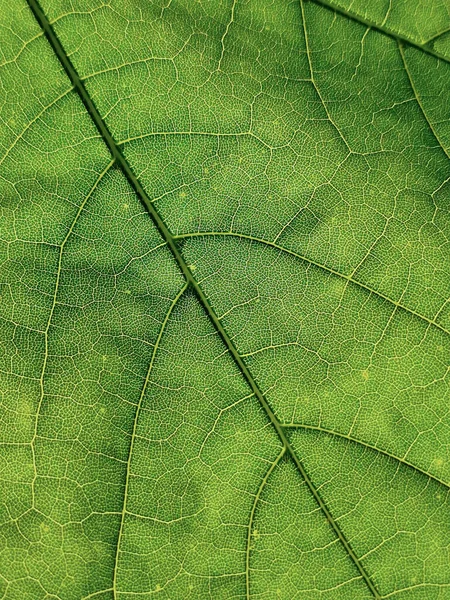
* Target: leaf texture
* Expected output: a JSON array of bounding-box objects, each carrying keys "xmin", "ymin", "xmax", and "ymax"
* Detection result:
[{"xmin": 0, "ymin": 0, "xmax": 449, "ymax": 598}]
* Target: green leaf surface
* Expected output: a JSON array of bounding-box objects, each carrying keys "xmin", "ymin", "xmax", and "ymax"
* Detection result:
[{"xmin": 1, "ymin": 0, "xmax": 449, "ymax": 598}]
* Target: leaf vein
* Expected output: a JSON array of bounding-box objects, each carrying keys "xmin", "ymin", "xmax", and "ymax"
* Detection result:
[
  {"xmin": 111, "ymin": 282, "xmax": 188, "ymax": 597},
  {"xmin": 30, "ymin": 159, "xmax": 113, "ymax": 507},
  {"xmin": 174, "ymin": 231, "xmax": 450, "ymax": 338},
  {"xmin": 245, "ymin": 448, "xmax": 285, "ymax": 599},
  {"xmin": 26, "ymin": 2, "xmax": 386, "ymax": 596},
  {"xmin": 398, "ymin": 41, "xmax": 449, "ymax": 159},
  {"xmin": 282, "ymin": 423, "xmax": 450, "ymax": 488},
  {"xmin": 308, "ymin": 0, "xmax": 450, "ymax": 65}
]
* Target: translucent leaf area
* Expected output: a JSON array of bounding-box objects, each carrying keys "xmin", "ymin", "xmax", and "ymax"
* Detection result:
[{"xmin": 0, "ymin": 0, "xmax": 449, "ymax": 598}]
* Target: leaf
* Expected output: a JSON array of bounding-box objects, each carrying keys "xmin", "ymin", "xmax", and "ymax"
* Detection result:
[{"xmin": 0, "ymin": 0, "xmax": 449, "ymax": 598}]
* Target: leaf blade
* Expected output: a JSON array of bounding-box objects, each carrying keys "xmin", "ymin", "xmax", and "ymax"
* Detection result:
[{"xmin": 1, "ymin": 0, "xmax": 449, "ymax": 597}]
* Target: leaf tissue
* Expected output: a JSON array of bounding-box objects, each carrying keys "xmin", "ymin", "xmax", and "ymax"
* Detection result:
[{"xmin": 0, "ymin": 0, "xmax": 449, "ymax": 598}]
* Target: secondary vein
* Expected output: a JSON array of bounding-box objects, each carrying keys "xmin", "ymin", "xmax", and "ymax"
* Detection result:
[
  {"xmin": 308, "ymin": 0, "xmax": 450, "ymax": 65},
  {"xmin": 30, "ymin": 160, "xmax": 113, "ymax": 507},
  {"xmin": 112, "ymin": 283, "xmax": 188, "ymax": 598},
  {"xmin": 174, "ymin": 230, "xmax": 450, "ymax": 338}
]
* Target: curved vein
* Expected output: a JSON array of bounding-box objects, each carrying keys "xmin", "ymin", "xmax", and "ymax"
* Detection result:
[
  {"xmin": 30, "ymin": 160, "xmax": 114, "ymax": 506},
  {"xmin": 308, "ymin": 0, "xmax": 450, "ymax": 65},
  {"xmin": 382, "ymin": 583, "xmax": 450, "ymax": 598},
  {"xmin": 281, "ymin": 422, "xmax": 449, "ymax": 489},
  {"xmin": 0, "ymin": 30, "xmax": 44, "ymax": 69},
  {"xmin": 174, "ymin": 231, "xmax": 450, "ymax": 338},
  {"xmin": 112, "ymin": 282, "xmax": 188, "ymax": 598},
  {"xmin": 218, "ymin": 0, "xmax": 237, "ymax": 72},
  {"xmin": 0, "ymin": 87, "xmax": 73, "ymax": 168},
  {"xmin": 245, "ymin": 447, "xmax": 285, "ymax": 599},
  {"xmin": 398, "ymin": 41, "xmax": 449, "ymax": 159}
]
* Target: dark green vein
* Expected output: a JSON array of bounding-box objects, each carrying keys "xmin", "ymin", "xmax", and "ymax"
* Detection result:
[
  {"xmin": 26, "ymin": 0, "xmax": 381, "ymax": 596},
  {"xmin": 307, "ymin": 0, "xmax": 450, "ymax": 65}
]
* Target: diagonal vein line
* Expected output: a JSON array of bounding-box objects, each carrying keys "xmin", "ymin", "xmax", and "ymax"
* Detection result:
[
  {"xmin": 30, "ymin": 159, "xmax": 114, "ymax": 506},
  {"xmin": 82, "ymin": 589, "xmax": 114, "ymax": 600},
  {"xmin": 398, "ymin": 41, "xmax": 449, "ymax": 159},
  {"xmin": 425, "ymin": 27, "xmax": 450, "ymax": 45},
  {"xmin": 174, "ymin": 231, "xmax": 450, "ymax": 338},
  {"xmin": 0, "ymin": 87, "xmax": 73, "ymax": 168},
  {"xmin": 282, "ymin": 423, "xmax": 450, "ymax": 489},
  {"xmin": 300, "ymin": 0, "xmax": 351, "ymax": 152},
  {"xmin": 112, "ymin": 282, "xmax": 188, "ymax": 597},
  {"xmin": 26, "ymin": 1, "xmax": 381, "ymax": 596},
  {"xmin": 307, "ymin": 0, "xmax": 450, "ymax": 65},
  {"xmin": 246, "ymin": 448, "xmax": 285, "ymax": 599}
]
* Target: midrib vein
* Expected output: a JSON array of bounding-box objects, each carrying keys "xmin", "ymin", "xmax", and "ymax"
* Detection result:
[{"xmin": 26, "ymin": 0, "xmax": 380, "ymax": 596}]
